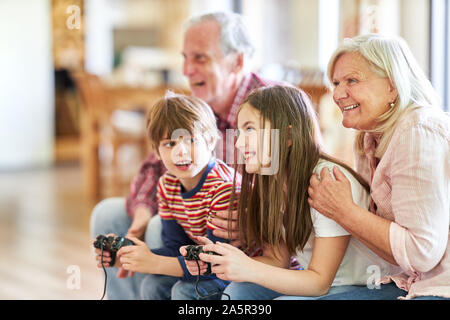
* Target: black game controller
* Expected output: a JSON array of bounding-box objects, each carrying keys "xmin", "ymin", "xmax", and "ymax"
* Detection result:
[
  {"xmin": 93, "ymin": 235, "xmax": 134, "ymax": 266},
  {"xmin": 184, "ymin": 245, "xmax": 218, "ymax": 275}
]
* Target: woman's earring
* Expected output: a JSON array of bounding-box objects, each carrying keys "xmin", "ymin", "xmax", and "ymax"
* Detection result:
[{"xmin": 390, "ymin": 102, "xmax": 395, "ymax": 108}]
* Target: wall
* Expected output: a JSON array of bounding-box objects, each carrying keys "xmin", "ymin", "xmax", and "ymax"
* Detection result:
[
  {"xmin": 0, "ymin": 0, "xmax": 54, "ymax": 169},
  {"xmin": 399, "ymin": 0, "xmax": 430, "ymax": 76},
  {"xmin": 291, "ymin": 0, "xmax": 320, "ymax": 68},
  {"xmin": 84, "ymin": 0, "xmax": 114, "ymax": 75}
]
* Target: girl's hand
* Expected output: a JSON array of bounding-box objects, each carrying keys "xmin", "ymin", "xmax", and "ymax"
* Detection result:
[
  {"xmin": 200, "ymin": 242, "xmax": 255, "ymax": 282},
  {"xmin": 180, "ymin": 236, "xmax": 212, "ymax": 275},
  {"xmin": 117, "ymin": 236, "xmax": 154, "ymax": 274},
  {"xmin": 308, "ymin": 166, "xmax": 355, "ymax": 222}
]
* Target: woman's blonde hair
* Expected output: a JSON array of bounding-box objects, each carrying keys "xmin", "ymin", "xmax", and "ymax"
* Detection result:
[
  {"xmin": 327, "ymin": 34, "xmax": 440, "ymax": 157},
  {"xmin": 230, "ymin": 85, "xmax": 368, "ymax": 255},
  {"xmin": 146, "ymin": 91, "xmax": 220, "ymax": 153}
]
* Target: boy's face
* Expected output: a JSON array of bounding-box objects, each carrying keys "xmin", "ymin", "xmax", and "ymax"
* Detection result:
[{"xmin": 158, "ymin": 130, "xmax": 213, "ymax": 191}]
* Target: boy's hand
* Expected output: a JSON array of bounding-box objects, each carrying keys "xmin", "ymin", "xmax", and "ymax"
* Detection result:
[
  {"xmin": 93, "ymin": 233, "xmax": 118, "ymax": 268},
  {"xmin": 94, "ymin": 247, "xmax": 114, "ymax": 268},
  {"xmin": 117, "ymin": 236, "xmax": 154, "ymax": 274},
  {"xmin": 92, "ymin": 234, "xmax": 135, "ymax": 278}
]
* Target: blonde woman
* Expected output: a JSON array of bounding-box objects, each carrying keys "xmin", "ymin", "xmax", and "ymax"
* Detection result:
[{"xmin": 308, "ymin": 34, "xmax": 449, "ymax": 300}]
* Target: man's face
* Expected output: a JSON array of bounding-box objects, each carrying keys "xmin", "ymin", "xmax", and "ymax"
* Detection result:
[{"xmin": 182, "ymin": 20, "xmax": 238, "ymax": 111}]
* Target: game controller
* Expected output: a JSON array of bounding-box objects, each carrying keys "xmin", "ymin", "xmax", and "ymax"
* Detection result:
[
  {"xmin": 93, "ymin": 234, "xmax": 134, "ymax": 266},
  {"xmin": 184, "ymin": 245, "xmax": 218, "ymax": 275}
]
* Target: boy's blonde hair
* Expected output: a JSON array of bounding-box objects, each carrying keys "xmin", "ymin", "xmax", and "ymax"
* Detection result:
[{"xmin": 146, "ymin": 91, "xmax": 220, "ymax": 153}]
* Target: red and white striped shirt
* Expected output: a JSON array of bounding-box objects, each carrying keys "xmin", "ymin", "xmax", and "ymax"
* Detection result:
[{"xmin": 157, "ymin": 159, "xmax": 240, "ymax": 241}]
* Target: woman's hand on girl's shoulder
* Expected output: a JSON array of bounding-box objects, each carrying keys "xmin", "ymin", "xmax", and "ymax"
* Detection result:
[{"xmin": 308, "ymin": 166, "xmax": 354, "ymax": 221}]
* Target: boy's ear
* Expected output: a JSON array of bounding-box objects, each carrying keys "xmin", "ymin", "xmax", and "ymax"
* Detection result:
[
  {"xmin": 207, "ymin": 136, "xmax": 217, "ymax": 152},
  {"xmin": 152, "ymin": 145, "xmax": 161, "ymax": 160}
]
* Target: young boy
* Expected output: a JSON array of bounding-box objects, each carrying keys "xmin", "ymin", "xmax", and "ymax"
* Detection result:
[{"xmin": 94, "ymin": 92, "xmax": 239, "ymax": 299}]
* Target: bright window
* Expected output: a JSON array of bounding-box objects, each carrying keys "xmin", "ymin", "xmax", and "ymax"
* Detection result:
[{"xmin": 430, "ymin": 0, "xmax": 450, "ymax": 111}]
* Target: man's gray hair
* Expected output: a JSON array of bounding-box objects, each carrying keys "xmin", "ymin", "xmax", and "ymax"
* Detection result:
[{"xmin": 186, "ymin": 12, "xmax": 255, "ymax": 58}]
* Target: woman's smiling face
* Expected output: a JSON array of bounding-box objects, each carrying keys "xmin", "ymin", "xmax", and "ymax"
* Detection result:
[{"xmin": 331, "ymin": 52, "xmax": 398, "ymax": 131}]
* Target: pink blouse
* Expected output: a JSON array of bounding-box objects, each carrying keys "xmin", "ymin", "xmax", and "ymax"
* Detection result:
[{"xmin": 355, "ymin": 106, "xmax": 450, "ymax": 299}]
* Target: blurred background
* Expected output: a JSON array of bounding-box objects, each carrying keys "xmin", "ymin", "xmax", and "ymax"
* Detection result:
[{"xmin": 0, "ymin": 0, "xmax": 448, "ymax": 299}]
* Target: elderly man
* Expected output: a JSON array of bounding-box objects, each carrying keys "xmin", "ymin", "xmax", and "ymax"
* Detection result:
[{"xmin": 91, "ymin": 12, "xmax": 310, "ymax": 300}]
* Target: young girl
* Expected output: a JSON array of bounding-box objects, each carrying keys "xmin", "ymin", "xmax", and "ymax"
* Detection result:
[{"xmin": 188, "ymin": 85, "xmax": 398, "ymax": 299}]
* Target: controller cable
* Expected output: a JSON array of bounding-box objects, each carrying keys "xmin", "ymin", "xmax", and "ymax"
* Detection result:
[
  {"xmin": 99, "ymin": 245, "xmax": 107, "ymax": 300},
  {"xmin": 98, "ymin": 242, "xmax": 229, "ymax": 300},
  {"xmin": 194, "ymin": 260, "xmax": 230, "ymax": 300}
]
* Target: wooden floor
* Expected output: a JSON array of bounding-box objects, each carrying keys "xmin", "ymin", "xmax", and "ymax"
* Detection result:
[{"xmin": 0, "ymin": 163, "xmax": 105, "ymax": 300}]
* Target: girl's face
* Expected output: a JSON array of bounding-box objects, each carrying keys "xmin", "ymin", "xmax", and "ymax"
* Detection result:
[
  {"xmin": 235, "ymin": 103, "xmax": 274, "ymax": 174},
  {"xmin": 331, "ymin": 52, "xmax": 397, "ymax": 131}
]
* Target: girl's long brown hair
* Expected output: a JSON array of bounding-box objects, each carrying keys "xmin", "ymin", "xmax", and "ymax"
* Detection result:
[{"xmin": 230, "ymin": 85, "xmax": 369, "ymax": 256}]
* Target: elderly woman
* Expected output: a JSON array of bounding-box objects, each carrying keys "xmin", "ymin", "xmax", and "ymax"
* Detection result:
[{"xmin": 308, "ymin": 34, "xmax": 449, "ymax": 300}]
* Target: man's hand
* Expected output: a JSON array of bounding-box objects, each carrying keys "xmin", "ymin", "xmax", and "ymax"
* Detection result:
[
  {"xmin": 127, "ymin": 206, "xmax": 152, "ymax": 240},
  {"xmin": 211, "ymin": 210, "xmax": 240, "ymax": 246}
]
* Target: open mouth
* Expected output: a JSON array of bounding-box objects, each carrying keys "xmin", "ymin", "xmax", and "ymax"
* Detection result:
[
  {"xmin": 175, "ymin": 160, "xmax": 193, "ymax": 170},
  {"xmin": 343, "ymin": 103, "xmax": 360, "ymax": 111}
]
